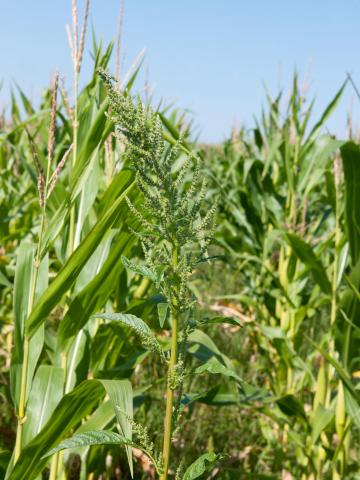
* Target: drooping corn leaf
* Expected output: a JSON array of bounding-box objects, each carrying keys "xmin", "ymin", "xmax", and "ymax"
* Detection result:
[
  {"xmin": 58, "ymin": 232, "xmax": 136, "ymax": 346},
  {"xmin": 284, "ymin": 233, "xmax": 332, "ymax": 294},
  {"xmin": 8, "ymin": 378, "xmax": 135, "ymax": 480},
  {"xmin": 8, "ymin": 380, "xmax": 104, "ymax": 480},
  {"xmin": 26, "ymin": 181, "xmax": 134, "ymax": 338}
]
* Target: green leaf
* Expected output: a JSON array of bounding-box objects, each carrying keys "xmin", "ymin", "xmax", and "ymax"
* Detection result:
[
  {"xmin": 341, "ymin": 141, "xmax": 360, "ymax": 264},
  {"xmin": 73, "ymin": 401, "xmax": 115, "ymax": 461},
  {"xmin": 183, "ymin": 452, "xmax": 225, "ymax": 480},
  {"xmin": 10, "ymin": 245, "xmax": 46, "ymax": 411},
  {"xmin": 304, "ymin": 334, "xmax": 359, "ymax": 400},
  {"xmin": 0, "ymin": 269, "xmax": 11, "ymax": 287},
  {"xmin": 73, "ymin": 99, "xmax": 111, "ymax": 184},
  {"xmin": 8, "ymin": 380, "xmax": 105, "ymax": 480},
  {"xmin": 200, "ymin": 316, "xmax": 243, "ymax": 327},
  {"xmin": 157, "ymin": 302, "xmax": 168, "ymax": 328},
  {"xmin": 26, "ymin": 181, "xmax": 134, "ymax": 338},
  {"xmin": 195, "ymin": 357, "xmax": 242, "ymax": 383},
  {"xmin": 8, "ymin": 377, "xmax": 142, "ymax": 480},
  {"xmin": 42, "ymin": 430, "xmax": 133, "ymax": 459},
  {"xmin": 121, "ymin": 255, "xmax": 157, "ymax": 282},
  {"xmin": 188, "ymin": 329, "xmax": 234, "ymax": 369},
  {"xmin": 305, "ymin": 81, "xmax": 346, "ymax": 145},
  {"xmin": 22, "ymin": 366, "xmax": 65, "ymax": 447},
  {"xmin": 93, "ymin": 312, "xmax": 152, "ymax": 336},
  {"xmin": 15, "ymin": 83, "xmax": 35, "ymax": 115},
  {"xmin": 344, "ymin": 388, "xmax": 360, "ymax": 431},
  {"xmin": 58, "ymin": 232, "xmax": 136, "ymax": 346},
  {"xmin": 64, "ymin": 330, "xmax": 89, "ymax": 392},
  {"xmin": 310, "ymin": 404, "xmax": 334, "ymax": 444},
  {"xmin": 10, "ymin": 243, "xmax": 34, "ymax": 410},
  {"xmin": 92, "ymin": 313, "xmax": 165, "ymax": 361},
  {"xmin": 284, "ymin": 233, "xmax": 332, "ymax": 294},
  {"xmin": 12, "ymin": 242, "xmax": 34, "ymax": 363},
  {"xmin": 99, "ymin": 379, "xmax": 133, "ymax": 476},
  {"xmin": 276, "ymin": 394, "xmax": 307, "ymax": 421}
]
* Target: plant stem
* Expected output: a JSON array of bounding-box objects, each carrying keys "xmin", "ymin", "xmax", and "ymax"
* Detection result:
[
  {"xmin": 161, "ymin": 241, "xmax": 179, "ymax": 480},
  {"xmin": 49, "ymin": 57, "xmax": 79, "ymax": 480},
  {"xmin": 13, "ymin": 211, "xmax": 46, "ymax": 463},
  {"xmin": 68, "ymin": 66, "xmax": 79, "ymax": 256},
  {"xmin": 49, "ymin": 454, "xmax": 60, "ymax": 480},
  {"xmin": 325, "ymin": 191, "xmax": 340, "ymax": 406}
]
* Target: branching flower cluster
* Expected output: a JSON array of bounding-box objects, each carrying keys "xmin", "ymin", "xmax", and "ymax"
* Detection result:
[{"xmin": 99, "ymin": 69, "xmax": 216, "ymax": 315}]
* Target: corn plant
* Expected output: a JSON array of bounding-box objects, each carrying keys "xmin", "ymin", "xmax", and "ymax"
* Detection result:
[{"xmin": 198, "ymin": 76, "xmax": 360, "ymax": 478}]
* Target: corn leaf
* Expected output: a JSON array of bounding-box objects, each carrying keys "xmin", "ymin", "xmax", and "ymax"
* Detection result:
[
  {"xmin": 22, "ymin": 365, "xmax": 65, "ymax": 447},
  {"xmin": 284, "ymin": 233, "xmax": 332, "ymax": 294},
  {"xmin": 8, "ymin": 380, "xmax": 104, "ymax": 479},
  {"xmin": 26, "ymin": 181, "xmax": 134, "ymax": 338},
  {"xmin": 99, "ymin": 379, "xmax": 133, "ymax": 476}
]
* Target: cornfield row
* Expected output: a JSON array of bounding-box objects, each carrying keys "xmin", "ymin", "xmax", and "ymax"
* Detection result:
[{"xmin": 1, "ymin": 2, "xmax": 360, "ymax": 479}]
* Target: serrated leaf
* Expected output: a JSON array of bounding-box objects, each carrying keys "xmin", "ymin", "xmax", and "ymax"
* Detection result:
[
  {"xmin": 92, "ymin": 313, "xmax": 165, "ymax": 361},
  {"xmin": 183, "ymin": 452, "xmax": 225, "ymax": 480},
  {"xmin": 41, "ymin": 430, "xmax": 133, "ymax": 458},
  {"xmin": 195, "ymin": 357, "xmax": 242, "ymax": 383},
  {"xmin": 93, "ymin": 312, "xmax": 151, "ymax": 335},
  {"xmin": 121, "ymin": 255, "xmax": 157, "ymax": 282}
]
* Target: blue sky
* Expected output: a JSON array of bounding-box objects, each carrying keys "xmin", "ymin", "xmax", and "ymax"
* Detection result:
[{"xmin": 1, "ymin": 0, "xmax": 360, "ymax": 142}]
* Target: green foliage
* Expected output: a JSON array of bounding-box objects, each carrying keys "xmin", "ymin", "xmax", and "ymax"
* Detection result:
[
  {"xmin": 93, "ymin": 312, "xmax": 167, "ymax": 363},
  {"xmin": 1, "ymin": 6, "xmax": 360, "ymax": 478},
  {"xmin": 182, "ymin": 452, "xmax": 225, "ymax": 479},
  {"xmin": 99, "ymin": 69, "xmax": 217, "ymax": 314},
  {"xmin": 42, "ymin": 430, "xmax": 134, "ymax": 458}
]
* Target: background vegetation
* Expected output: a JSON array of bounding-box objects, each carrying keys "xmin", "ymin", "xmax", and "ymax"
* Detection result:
[{"xmin": 1, "ymin": 2, "xmax": 360, "ymax": 479}]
